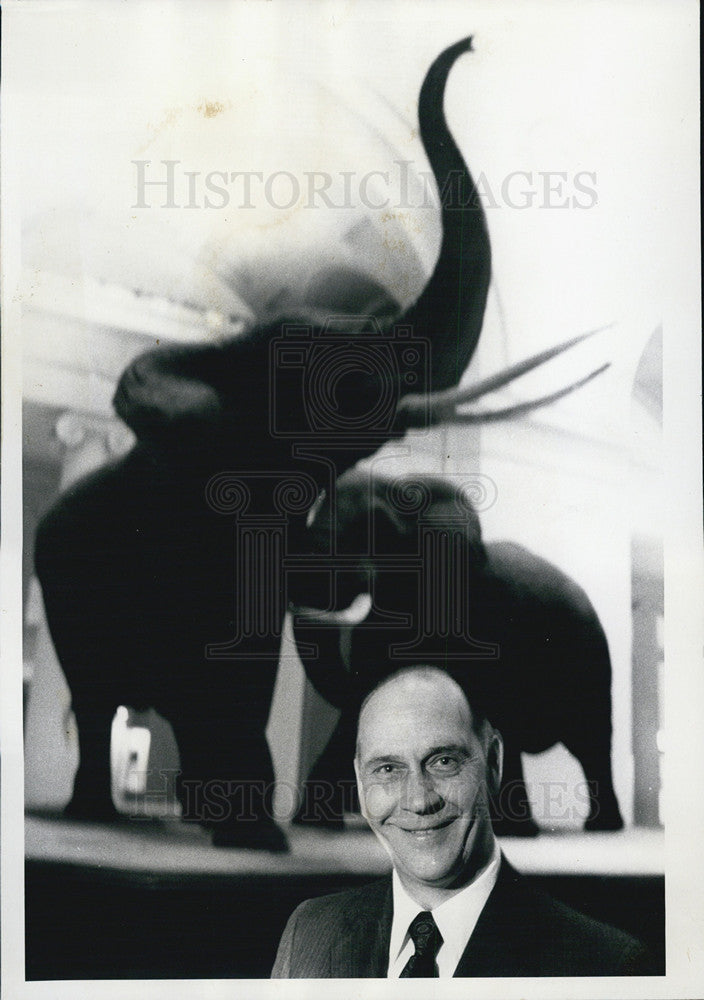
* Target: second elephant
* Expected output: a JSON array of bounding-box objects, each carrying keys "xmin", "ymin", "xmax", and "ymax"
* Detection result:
[{"xmin": 290, "ymin": 468, "xmax": 624, "ymax": 836}]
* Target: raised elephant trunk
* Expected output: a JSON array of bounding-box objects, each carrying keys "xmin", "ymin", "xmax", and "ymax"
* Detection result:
[
  {"xmin": 397, "ymin": 37, "xmax": 490, "ymax": 392},
  {"xmin": 394, "ymin": 37, "xmax": 610, "ymax": 427}
]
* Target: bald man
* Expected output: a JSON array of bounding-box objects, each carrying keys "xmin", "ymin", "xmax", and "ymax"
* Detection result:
[{"xmin": 273, "ymin": 666, "xmax": 651, "ymax": 978}]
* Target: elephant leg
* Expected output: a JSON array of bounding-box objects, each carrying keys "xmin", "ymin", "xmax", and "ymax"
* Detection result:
[
  {"xmin": 165, "ymin": 658, "xmax": 288, "ymax": 851},
  {"xmin": 563, "ymin": 730, "xmax": 624, "ymax": 831},
  {"xmin": 559, "ymin": 638, "xmax": 624, "ymax": 831},
  {"xmin": 62, "ymin": 703, "xmax": 118, "ymax": 820},
  {"xmin": 293, "ymin": 708, "xmax": 359, "ymax": 829},
  {"xmin": 492, "ymin": 739, "xmax": 539, "ymax": 837},
  {"xmin": 34, "ymin": 467, "xmax": 138, "ymax": 822},
  {"xmin": 174, "ymin": 730, "xmax": 286, "ymax": 850}
]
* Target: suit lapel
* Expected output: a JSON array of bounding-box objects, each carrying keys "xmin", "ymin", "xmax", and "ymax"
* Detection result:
[
  {"xmin": 453, "ymin": 856, "xmax": 535, "ymax": 977},
  {"xmin": 331, "ymin": 879, "xmax": 393, "ymax": 978}
]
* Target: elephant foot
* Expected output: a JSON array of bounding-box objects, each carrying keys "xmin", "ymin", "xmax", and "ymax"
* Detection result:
[
  {"xmin": 583, "ymin": 785, "xmax": 624, "ymax": 831},
  {"xmin": 209, "ymin": 818, "xmax": 289, "ymax": 853},
  {"xmin": 64, "ymin": 795, "xmax": 120, "ymax": 824},
  {"xmin": 492, "ymin": 814, "xmax": 540, "ymax": 838},
  {"xmin": 584, "ymin": 807, "xmax": 624, "ymax": 832}
]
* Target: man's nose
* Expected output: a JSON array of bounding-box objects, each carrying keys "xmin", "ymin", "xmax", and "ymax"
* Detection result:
[{"xmin": 404, "ymin": 768, "xmax": 444, "ymax": 814}]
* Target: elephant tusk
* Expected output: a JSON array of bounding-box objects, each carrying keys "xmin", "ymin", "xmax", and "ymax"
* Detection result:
[
  {"xmin": 396, "ymin": 324, "xmax": 613, "ymax": 429},
  {"xmin": 290, "ymin": 591, "xmax": 373, "ymax": 627},
  {"xmin": 446, "ymin": 362, "xmax": 611, "ymax": 423},
  {"xmin": 446, "ymin": 323, "xmax": 613, "ymax": 406}
]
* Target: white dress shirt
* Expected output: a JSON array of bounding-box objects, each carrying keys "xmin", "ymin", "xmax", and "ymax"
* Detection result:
[{"xmin": 387, "ymin": 840, "xmax": 501, "ymax": 978}]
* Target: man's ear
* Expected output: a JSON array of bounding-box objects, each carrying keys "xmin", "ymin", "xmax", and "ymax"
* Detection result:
[{"xmin": 487, "ymin": 728, "xmax": 504, "ymax": 799}]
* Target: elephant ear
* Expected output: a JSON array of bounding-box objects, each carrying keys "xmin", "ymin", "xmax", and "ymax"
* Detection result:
[
  {"xmin": 396, "ymin": 37, "xmax": 490, "ymax": 392},
  {"xmin": 111, "ymin": 322, "xmax": 281, "ymax": 462}
]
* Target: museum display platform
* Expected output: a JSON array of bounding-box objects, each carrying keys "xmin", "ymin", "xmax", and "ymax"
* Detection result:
[{"xmin": 24, "ymin": 814, "xmax": 665, "ymax": 980}]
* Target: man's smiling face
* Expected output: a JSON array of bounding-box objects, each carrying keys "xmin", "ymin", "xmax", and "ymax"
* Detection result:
[{"xmin": 354, "ymin": 667, "xmax": 502, "ymax": 908}]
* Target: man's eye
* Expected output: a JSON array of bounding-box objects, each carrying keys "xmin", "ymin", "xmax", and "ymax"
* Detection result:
[
  {"xmin": 429, "ymin": 755, "xmax": 460, "ymax": 772},
  {"xmin": 373, "ymin": 763, "xmax": 399, "ymax": 776}
]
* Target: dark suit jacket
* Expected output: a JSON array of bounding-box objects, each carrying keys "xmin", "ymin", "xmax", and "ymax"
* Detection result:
[{"xmin": 272, "ymin": 858, "xmax": 652, "ymax": 978}]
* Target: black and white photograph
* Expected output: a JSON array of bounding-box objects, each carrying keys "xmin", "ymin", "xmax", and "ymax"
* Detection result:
[{"xmin": 1, "ymin": 1, "xmax": 701, "ymax": 997}]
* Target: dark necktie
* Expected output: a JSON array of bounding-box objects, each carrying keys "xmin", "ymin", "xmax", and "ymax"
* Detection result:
[{"xmin": 399, "ymin": 911, "xmax": 443, "ymax": 977}]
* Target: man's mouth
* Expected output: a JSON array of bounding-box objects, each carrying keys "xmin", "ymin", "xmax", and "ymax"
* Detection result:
[{"xmin": 398, "ymin": 817, "xmax": 457, "ymax": 835}]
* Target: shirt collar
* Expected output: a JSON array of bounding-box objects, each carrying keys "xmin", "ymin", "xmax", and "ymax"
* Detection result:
[{"xmin": 389, "ymin": 839, "xmax": 501, "ymax": 975}]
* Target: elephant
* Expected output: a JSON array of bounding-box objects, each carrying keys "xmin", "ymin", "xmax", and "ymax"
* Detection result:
[
  {"xmin": 34, "ymin": 37, "xmax": 608, "ymax": 849},
  {"xmin": 34, "ymin": 39, "xmax": 493, "ymax": 849},
  {"xmin": 289, "ymin": 468, "xmax": 625, "ymax": 836}
]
